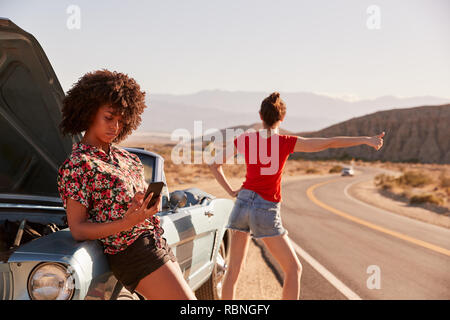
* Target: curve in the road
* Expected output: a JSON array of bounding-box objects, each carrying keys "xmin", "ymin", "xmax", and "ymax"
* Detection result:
[{"xmin": 307, "ymin": 179, "xmax": 450, "ymax": 257}]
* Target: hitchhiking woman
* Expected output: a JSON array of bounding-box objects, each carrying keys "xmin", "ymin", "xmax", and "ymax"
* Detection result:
[
  {"xmin": 57, "ymin": 69, "xmax": 196, "ymax": 300},
  {"xmin": 209, "ymin": 92, "xmax": 384, "ymax": 300}
]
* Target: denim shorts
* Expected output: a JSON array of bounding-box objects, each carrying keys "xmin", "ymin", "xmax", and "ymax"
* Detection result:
[{"xmin": 226, "ymin": 188, "xmax": 287, "ymax": 238}]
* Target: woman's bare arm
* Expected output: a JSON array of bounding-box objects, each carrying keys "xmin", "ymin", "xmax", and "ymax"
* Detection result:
[
  {"xmin": 293, "ymin": 132, "xmax": 385, "ymax": 153},
  {"xmin": 208, "ymin": 140, "xmax": 241, "ymax": 197},
  {"xmin": 66, "ymin": 191, "xmax": 161, "ymax": 241}
]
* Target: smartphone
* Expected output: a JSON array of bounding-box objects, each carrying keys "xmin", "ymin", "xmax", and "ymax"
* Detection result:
[{"xmin": 143, "ymin": 181, "xmax": 165, "ymax": 209}]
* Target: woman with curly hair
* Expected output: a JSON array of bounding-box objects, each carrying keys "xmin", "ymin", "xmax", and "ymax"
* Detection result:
[
  {"xmin": 209, "ymin": 92, "xmax": 384, "ymax": 300},
  {"xmin": 57, "ymin": 69, "xmax": 196, "ymax": 300}
]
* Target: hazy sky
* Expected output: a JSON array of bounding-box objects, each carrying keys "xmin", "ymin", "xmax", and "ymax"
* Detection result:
[{"xmin": 2, "ymin": 0, "xmax": 449, "ymax": 100}]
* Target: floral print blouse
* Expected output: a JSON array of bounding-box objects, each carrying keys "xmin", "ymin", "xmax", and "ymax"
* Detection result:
[{"xmin": 56, "ymin": 141, "xmax": 164, "ymax": 255}]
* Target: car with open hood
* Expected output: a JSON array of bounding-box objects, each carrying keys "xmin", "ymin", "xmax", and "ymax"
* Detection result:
[{"xmin": 0, "ymin": 18, "xmax": 233, "ymax": 300}]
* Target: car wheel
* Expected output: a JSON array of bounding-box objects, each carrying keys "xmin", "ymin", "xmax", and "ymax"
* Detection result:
[{"xmin": 195, "ymin": 237, "xmax": 229, "ymax": 300}]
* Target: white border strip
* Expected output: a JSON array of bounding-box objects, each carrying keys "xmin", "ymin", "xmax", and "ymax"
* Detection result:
[{"xmin": 290, "ymin": 239, "xmax": 362, "ymax": 300}]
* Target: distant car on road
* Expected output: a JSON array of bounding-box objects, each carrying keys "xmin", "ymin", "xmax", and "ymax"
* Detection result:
[{"xmin": 341, "ymin": 167, "xmax": 354, "ymax": 176}]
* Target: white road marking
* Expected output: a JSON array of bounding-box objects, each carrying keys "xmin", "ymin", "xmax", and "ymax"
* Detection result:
[{"xmin": 289, "ymin": 238, "xmax": 363, "ymax": 300}]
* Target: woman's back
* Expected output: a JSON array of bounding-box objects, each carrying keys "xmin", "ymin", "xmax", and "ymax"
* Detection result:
[{"xmin": 234, "ymin": 130, "xmax": 297, "ymax": 202}]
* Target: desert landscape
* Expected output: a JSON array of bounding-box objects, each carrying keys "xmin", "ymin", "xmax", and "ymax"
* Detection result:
[
  {"xmin": 119, "ymin": 127, "xmax": 450, "ymax": 299},
  {"xmin": 122, "ymin": 103, "xmax": 450, "ymax": 217},
  {"xmin": 2, "ymin": 0, "xmax": 449, "ymax": 303},
  {"xmin": 119, "ymin": 139, "xmax": 449, "ymax": 220}
]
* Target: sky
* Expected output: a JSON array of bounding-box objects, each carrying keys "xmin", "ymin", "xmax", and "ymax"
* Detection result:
[{"xmin": 2, "ymin": 0, "xmax": 449, "ymax": 100}]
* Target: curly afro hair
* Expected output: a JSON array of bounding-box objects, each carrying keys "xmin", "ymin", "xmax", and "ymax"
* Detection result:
[{"xmin": 59, "ymin": 69, "xmax": 147, "ymax": 143}]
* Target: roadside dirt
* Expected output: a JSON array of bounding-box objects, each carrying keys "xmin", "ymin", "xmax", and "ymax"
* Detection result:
[{"xmin": 348, "ymin": 178, "xmax": 450, "ymax": 229}]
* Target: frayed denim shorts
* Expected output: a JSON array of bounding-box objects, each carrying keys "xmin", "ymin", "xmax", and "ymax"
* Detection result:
[{"xmin": 226, "ymin": 188, "xmax": 287, "ymax": 239}]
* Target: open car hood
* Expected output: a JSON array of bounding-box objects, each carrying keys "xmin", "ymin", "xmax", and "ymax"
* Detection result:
[{"xmin": 0, "ymin": 18, "xmax": 81, "ymax": 201}]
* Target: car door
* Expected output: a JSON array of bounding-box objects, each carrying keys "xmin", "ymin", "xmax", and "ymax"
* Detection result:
[
  {"xmin": 126, "ymin": 149, "xmax": 216, "ymax": 287},
  {"xmin": 172, "ymin": 201, "xmax": 216, "ymax": 287}
]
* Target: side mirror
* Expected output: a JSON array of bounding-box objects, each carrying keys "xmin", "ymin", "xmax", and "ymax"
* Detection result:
[{"xmin": 169, "ymin": 191, "xmax": 187, "ymax": 211}]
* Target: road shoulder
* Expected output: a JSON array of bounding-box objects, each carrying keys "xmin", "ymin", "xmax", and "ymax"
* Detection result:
[{"xmin": 347, "ymin": 178, "xmax": 450, "ymax": 229}]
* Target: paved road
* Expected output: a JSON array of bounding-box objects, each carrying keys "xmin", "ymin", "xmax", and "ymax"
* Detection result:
[{"xmin": 277, "ymin": 165, "xmax": 450, "ymax": 300}]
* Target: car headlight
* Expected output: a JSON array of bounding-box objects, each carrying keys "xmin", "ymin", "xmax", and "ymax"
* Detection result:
[{"xmin": 27, "ymin": 262, "xmax": 75, "ymax": 300}]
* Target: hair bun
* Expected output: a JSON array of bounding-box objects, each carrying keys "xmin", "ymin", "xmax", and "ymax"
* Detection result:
[{"xmin": 269, "ymin": 92, "xmax": 280, "ymax": 102}]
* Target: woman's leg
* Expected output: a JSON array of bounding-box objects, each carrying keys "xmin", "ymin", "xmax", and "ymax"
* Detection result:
[
  {"xmin": 221, "ymin": 229, "xmax": 251, "ymax": 299},
  {"xmin": 261, "ymin": 233, "xmax": 303, "ymax": 300},
  {"xmin": 134, "ymin": 260, "xmax": 197, "ymax": 300}
]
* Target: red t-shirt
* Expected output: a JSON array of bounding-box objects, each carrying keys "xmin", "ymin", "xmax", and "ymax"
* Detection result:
[{"xmin": 233, "ymin": 131, "xmax": 298, "ymax": 203}]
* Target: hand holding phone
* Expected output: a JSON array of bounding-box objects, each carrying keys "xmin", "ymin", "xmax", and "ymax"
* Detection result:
[
  {"xmin": 124, "ymin": 182, "xmax": 165, "ymax": 227},
  {"xmin": 143, "ymin": 181, "xmax": 165, "ymax": 209}
]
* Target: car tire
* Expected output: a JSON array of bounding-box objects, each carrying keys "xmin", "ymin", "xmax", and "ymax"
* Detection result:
[{"xmin": 195, "ymin": 236, "xmax": 229, "ymax": 300}]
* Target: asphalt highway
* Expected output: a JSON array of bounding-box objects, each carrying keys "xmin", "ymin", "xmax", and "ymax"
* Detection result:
[{"xmin": 271, "ymin": 166, "xmax": 450, "ymax": 300}]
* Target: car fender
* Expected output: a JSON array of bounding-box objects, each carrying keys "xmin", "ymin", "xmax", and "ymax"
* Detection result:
[{"xmin": 7, "ymin": 228, "xmax": 111, "ymax": 299}]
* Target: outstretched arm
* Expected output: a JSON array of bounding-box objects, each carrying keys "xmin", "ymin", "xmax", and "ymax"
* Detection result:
[{"xmin": 293, "ymin": 132, "xmax": 385, "ymax": 153}]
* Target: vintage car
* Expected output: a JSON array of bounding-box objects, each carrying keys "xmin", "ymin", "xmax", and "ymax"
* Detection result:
[{"xmin": 0, "ymin": 18, "xmax": 233, "ymax": 300}]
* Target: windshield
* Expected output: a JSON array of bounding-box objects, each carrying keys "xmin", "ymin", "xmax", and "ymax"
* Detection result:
[{"xmin": 133, "ymin": 153, "xmax": 155, "ymax": 184}]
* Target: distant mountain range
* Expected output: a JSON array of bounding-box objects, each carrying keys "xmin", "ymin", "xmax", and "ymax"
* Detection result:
[
  {"xmin": 137, "ymin": 90, "xmax": 449, "ymax": 133},
  {"xmin": 289, "ymin": 104, "xmax": 450, "ymax": 164},
  {"xmin": 196, "ymin": 104, "xmax": 450, "ymax": 164},
  {"xmin": 129, "ymin": 91, "xmax": 449, "ymax": 164}
]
